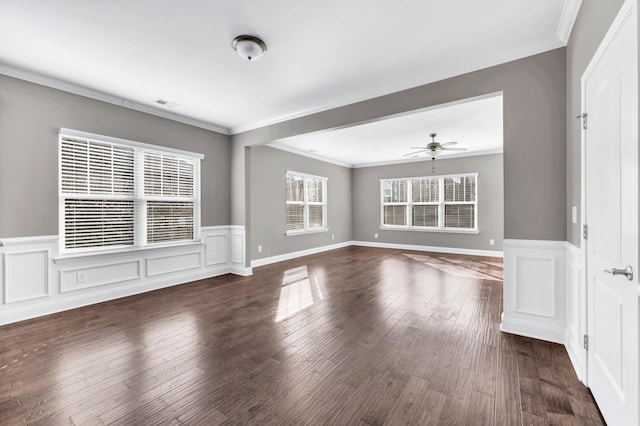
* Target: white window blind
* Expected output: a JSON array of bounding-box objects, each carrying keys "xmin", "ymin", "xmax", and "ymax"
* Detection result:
[
  {"xmin": 380, "ymin": 173, "xmax": 478, "ymax": 231},
  {"xmin": 59, "ymin": 129, "xmax": 202, "ymax": 253},
  {"xmin": 286, "ymin": 171, "xmax": 327, "ymax": 234}
]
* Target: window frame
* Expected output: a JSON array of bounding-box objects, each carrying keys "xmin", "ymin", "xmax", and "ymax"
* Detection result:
[
  {"xmin": 58, "ymin": 128, "xmax": 204, "ymax": 255},
  {"xmin": 380, "ymin": 172, "xmax": 478, "ymax": 233},
  {"xmin": 285, "ymin": 171, "xmax": 328, "ymax": 236}
]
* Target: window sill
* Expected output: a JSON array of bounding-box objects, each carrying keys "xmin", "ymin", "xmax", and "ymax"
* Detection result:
[
  {"xmin": 286, "ymin": 228, "xmax": 329, "ymax": 237},
  {"xmin": 379, "ymin": 226, "xmax": 479, "ymax": 234},
  {"xmin": 53, "ymin": 240, "xmax": 204, "ymax": 264}
]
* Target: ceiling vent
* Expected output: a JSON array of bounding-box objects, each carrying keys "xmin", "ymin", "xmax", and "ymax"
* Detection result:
[{"xmin": 154, "ymin": 99, "xmax": 179, "ymax": 108}]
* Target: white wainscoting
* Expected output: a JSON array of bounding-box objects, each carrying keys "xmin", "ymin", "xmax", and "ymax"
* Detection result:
[
  {"xmin": 0, "ymin": 226, "xmax": 249, "ymax": 326},
  {"xmin": 501, "ymin": 239, "xmax": 567, "ymax": 344},
  {"xmin": 565, "ymin": 242, "xmax": 586, "ymax": 383}
]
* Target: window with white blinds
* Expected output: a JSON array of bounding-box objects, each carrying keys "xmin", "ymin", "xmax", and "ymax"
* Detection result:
[
  {"xmin": 59, "ymin": 129, "xmax": 202, "ymax": 253},
  {"xmin": 286, "ymin": 171, "xmax": 328, "ymax": 235},
  {"xmin": 380, "ymin": 173, "xmax": 477, "ymax": 231}
]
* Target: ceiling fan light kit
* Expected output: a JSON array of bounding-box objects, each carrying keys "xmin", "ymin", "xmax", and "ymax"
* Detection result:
[
  {"xmin": 232, "ymin": 35, "xmax": 267, "ymax": 61},
  {"xmin": 403, "ymin": 132, "xmax": 468, "ymax": 173}
]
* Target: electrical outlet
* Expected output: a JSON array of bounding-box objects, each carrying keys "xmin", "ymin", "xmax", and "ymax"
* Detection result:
[
  {"xmin": 374, "ymin": 233, "xmax": 379, "ymax": 239},
  {"xmin": 489, "ymin": 239, "xmax": 495, "ymax": 246},
  {"xmin": 258, "ymin": 245, "xmax": 263, "ymax": 253},
  {"xmin": 572, "ymin": 206, "xmax": 577, "ymax": 224},
  {"xmin": 76, "ymin": 271, "xmax": 87, "ymax": 283},
  {"xmin": 332, "ymin": 234, "xmax": 335, "ymax": 240}
]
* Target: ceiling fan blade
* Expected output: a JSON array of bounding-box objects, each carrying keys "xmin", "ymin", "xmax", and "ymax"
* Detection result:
[
  {"xmin": 403, "ymin": 150, "xmax": 429, "ymax": 156},
  {"xmin": 409, "ymin": 146, "xmax": 427, "ymax": 149},
  {"xmin": 440, "ymin": 141, "xmax": 458, "ymax": 147},
  {"xmin": 440, "ymin": 147, "xmax": 467, "ymax": 151}
]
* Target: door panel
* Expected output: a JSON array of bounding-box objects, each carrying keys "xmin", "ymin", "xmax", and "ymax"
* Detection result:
[{"xmin": 584, "ymin": 3, "xmax": 638, "ymax": 425}]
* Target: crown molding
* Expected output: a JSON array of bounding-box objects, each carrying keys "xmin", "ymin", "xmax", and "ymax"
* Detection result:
[
  {"xmin": 352, "ymin": 149, "xmax": 504, "ymax": 169},
  {"xmin": 0, "ymin": 63, "xmax": 231, "ymax": 135},
  {"xmin": 266, "ymin": 143, "xmax": 502, "ymax": 169},
  {"xmin": 556, "ymin": 0, "xmax": 583, "ymax": 43},
  {"xmin": 266, "ymin": 142, "xmax": 352, "ymax": 168}
]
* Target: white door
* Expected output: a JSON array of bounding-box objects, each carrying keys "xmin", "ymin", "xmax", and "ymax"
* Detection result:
[{"xmin": 584, "ymin": 2, "xmax": 638, "ymax": 425}]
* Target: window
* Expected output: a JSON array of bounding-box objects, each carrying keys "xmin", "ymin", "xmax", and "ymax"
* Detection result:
[
  {"xmin": 59, "ymin": 129, "xmax": 203, "ymax": 253},
  {"xmin": 381, "ymin": 173, "xmax": 477, "ymax": 232},
  {"xmin": 286, "ymin": 171, "xmax": 327, "ymax": 235}
]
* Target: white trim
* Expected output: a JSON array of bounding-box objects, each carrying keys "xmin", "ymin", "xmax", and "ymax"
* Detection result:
[
  {"xmin": 268, "ymin": 143, "xmax": 352, "ymax": 168},
  {"xmin": 564, "ymin": 241, "xmax": 586, "ymax": 383},
  {"xmin": 0, "ymin": 265, "xmax": 230, "ymax": 326},
  {"xmin": 60, "ymin": 128, "xmax": 205, "ymax": 159},
  {"xmin": 500, "ymin": 314, "xmax": 565, "ymax": 344},
  {"xmin": 556, "ymin": 0, "xmax": 584, "ymax": 43},
  {"xmin": 251, "ymin": 241, "xmax": 353, "ymax": 268},
  {"xmin": 0, "ymin": 235, "xmax": 58, "ymax": 247},
  {"xmin": 3, "ymin": 249, "xmax": 51, "ymax": 303},
  {"xmin": 0, "ymin": 63, "xmax": 230, "ymax": 135},
  {"xmin": 501, "ymin": 239, "xmax": 567, "ymax": 345},
  {"xmin": 268, "ymin": 142, "xmax": 502, "ymax": 169},
  {"xmin": 0, "ymin": 226, "xmax": 248, "ymax": 326},
  {"xmin": 286, "ymin": 228, "xmax": 329, "ymax": 236},
  {"xmin": 353, "ymin": 149, "xmax": 503, "ymax": 169},
  {"xmin": 53, "ymin": 241, "xmax": 204, "ymax": 264},
  {"xmin": 229, "ymin": 266, "xmax": 253, "ymax": 276},
  {"xmin": 503, "ymin": 239, "xmax": 568, "ymax": 249},
  {"xmin": 352, "ymin": 240, "xmax": 503, "ymax": 258}
]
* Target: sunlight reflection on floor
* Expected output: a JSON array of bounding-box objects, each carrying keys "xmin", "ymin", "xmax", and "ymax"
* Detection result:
[
  {"xmin": 403, "ymin": 253, "xmax": 503, "ymax": 281},
  {"xmin": 275, "ymin": 266, "xmax": 324, "ymax": 322}
]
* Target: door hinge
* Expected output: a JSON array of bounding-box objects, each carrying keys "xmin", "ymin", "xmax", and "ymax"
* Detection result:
[
  {"xmin": 577, "ymin": 113, "xmax": 588, "ymax": 130},
  {"xmin": 583, "ymin": 334, "xmax": 589, "ymax": 350},
  {"xmin": 583, "ymin": 224, "xmax": 588, "ymax": 240}
]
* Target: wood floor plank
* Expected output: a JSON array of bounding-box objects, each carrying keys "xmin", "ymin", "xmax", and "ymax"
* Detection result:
[
  {"xmin": 494, "ymin": 367, "xmax": 522, "ymax": 426},
  {"xmin": 0, "ymin": 246, "xmax": 602, "ymax": 425}
]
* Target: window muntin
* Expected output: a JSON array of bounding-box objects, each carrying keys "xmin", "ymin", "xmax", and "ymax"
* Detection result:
[
  {"xmin": 59, "ymin": 129, "xmax": 202, "ymax": 253},
  {"xmin": 286, "ymin": 171, "xmax": 328, "ymax": 234},
  {"xmin": 380, "ymin": 173, "xmax": 478, "ymax": 231}
]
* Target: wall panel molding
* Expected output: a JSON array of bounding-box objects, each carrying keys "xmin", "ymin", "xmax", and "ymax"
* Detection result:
[
  {"xmin": 146, "ymin": 252, "xmax": 202, "ymax": 277},
  {"xmin": 501, "ymin": 239, "xmax": 566, "ymax": 344},
  {"xmin": 2, "ymin": 249, "xmax": 50, "ymax": 303},
  {"xmin": 565, "ymin": 242, "xmax": 586, "ymax": 383},
  {"xmin": 0, "ymin": 226, "xmax": 247, "ymax": 326},
  {"xmin": 60, "ymin": 260, "xmax": 141, "ymax": 293}
]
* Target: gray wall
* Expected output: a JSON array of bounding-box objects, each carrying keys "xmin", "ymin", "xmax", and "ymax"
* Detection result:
[
  {"xmin": 0, "ymin": 75, "xmax": 231, "ymax": 238},
  {"xmin": 232, "ymin": 48, "xmax": 566, "ymax": 243},
  {"xmin": 249, "ymin": 145, "xmax": 352, "ymax": 260},
  {"xmin": 566, "ymin": 0, "xmax": 625, "ymax": 246},
  {"xmin": 352, "ymin": 154, "xmax": 504, "ymax": 251}
]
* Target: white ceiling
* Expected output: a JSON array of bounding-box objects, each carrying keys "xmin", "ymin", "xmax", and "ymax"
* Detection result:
[
  {"xmin": 0, "ymin": 1, "xmax": 580, "ymax": 134},
  {"xmin": 269, "ymin": 94, "xmax": 503, "ymax": 168}
]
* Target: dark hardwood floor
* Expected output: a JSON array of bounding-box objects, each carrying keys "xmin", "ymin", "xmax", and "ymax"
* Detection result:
[{"xmin": 0, "ymin": 246, "xmax": 603, "ymax": 425}]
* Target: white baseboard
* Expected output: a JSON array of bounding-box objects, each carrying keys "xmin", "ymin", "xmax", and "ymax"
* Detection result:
[
  {"xmin": 251, "ymin": 241, "xmax": 353, "ymax": 267},
  {"xmin": 352, "ymin": 240, "xmax": 504, "ymax": 258},
  {"xmin": 229, "ymin": 265, "xmax": 253, "ymax": 276},
  {"xmin": 0, "ymin": 227, "xmax": 248, "ymax": 326},
  {"xmin": 500, "ymin": 314, "xmax": 565, "ymax": 344},
  {"xmin": 0, "ymin": 265, "xmax": 229, "ymax": 326}
]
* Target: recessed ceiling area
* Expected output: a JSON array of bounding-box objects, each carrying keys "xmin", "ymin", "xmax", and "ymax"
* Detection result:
[
  {"xmin": 269, "ymin": 95, "xmax": 503, "ymax": 168},
  {"xmin": 0, "ymin": 1, "xmax": 578, "ymax": 134}
]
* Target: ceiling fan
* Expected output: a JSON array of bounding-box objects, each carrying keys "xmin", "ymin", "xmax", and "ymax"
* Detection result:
[{"xmin": 404, "ymin": 133, "xmax": 467, "ymax": 160}]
